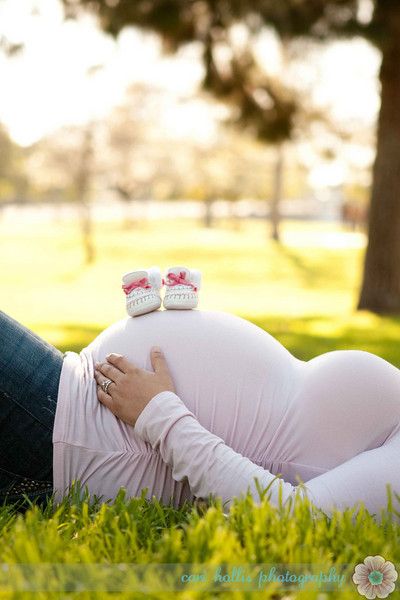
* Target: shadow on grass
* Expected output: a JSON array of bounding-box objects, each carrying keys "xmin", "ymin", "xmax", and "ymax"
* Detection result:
[
  {"xmin": 242, "ymin": 313, "xmax": 400, "ymax": 367},
  {"xmin": 278, "ymin": 244, "xmax": 359, "ymax": 290}
]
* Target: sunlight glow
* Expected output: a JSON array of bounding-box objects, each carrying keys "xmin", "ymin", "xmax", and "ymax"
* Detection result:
[{"xmin": 0, "ymin": 0, "xmax": 381, "ymax": 149}]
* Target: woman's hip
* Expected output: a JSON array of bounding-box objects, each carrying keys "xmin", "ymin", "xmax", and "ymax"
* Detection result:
[{"xmin": 270, "ymin": 349, "xmax": 400, "ymax": 472}]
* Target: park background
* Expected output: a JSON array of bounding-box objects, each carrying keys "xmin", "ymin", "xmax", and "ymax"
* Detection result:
[
  {"xmin": 1, "ymin": 1, "xmax": 400, "ymax": 597},
  {"xmin": 2, "ymin": 0, "xmax": 400, "ymax": 368}
]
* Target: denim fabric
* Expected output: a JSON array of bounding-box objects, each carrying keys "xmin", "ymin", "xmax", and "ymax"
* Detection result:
[{"xmin": 0, "ymin": 310, "xmax": 64, "ymax": 507}]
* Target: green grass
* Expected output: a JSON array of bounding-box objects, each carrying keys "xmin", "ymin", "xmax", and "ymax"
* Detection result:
[
  {"xmin": 0, "ymin": 482, "xmax": 398, "ymax": 598},
  {"xmin": 1, "ymin": 215, "xmax": 400, "ymax": 598}
]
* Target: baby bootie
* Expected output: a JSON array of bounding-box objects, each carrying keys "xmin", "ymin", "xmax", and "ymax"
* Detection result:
[
  {"xmin": 122, "ymin": 266, "xmax": 162, "ymax": 317},
  {"xmin": 162, "ymin": 266, "xmax": 201, "ymax": 310}
]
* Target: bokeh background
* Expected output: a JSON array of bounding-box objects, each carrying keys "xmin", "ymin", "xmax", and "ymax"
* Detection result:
[{"xmin": 1, "ymin": 0, "xmax": 400, "ymax": 365}]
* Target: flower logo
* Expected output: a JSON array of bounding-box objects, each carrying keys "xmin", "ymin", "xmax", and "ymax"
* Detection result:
[{"xmin": 353, "ymin": 556, "xmax": 398, "ymax": 598}]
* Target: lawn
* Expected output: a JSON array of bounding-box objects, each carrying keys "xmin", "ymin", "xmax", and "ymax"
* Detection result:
[
  {"xmin": 1, "ymin": 215, "xmax": 400, "ymax": 598},
  {"xmin": 2, "ymin": 216, "xmax": 400, "ymax": 363}
]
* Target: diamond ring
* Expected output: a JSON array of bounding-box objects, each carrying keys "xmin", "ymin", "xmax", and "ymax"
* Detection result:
[{"xmin": 101, "ymin": 378, "xmax": 113, "ymax": 394}]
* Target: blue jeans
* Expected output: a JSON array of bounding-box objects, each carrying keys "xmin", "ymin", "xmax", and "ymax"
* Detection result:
[{"xmin": 0, "ymin": 310, "xmax": 64, "ymax": 508}]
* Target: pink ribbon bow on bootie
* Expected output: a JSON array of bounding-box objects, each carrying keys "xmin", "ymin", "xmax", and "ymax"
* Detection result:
[
  {"xmin": 122, "ymin": 277, "xmax": 152, "ymax": 295},
  {"xmin": 162, "ymin": 271, "xmax": 197, "ymax": 292}
]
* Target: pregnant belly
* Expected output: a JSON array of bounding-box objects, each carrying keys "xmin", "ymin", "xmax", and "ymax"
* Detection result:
[{"xmin": 85, "ymin": 310, "xmax": 304, "ymax": 461}]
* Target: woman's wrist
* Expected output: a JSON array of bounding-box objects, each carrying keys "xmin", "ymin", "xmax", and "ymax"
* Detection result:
[{"xmin": 134, "ymin": 391, "xmax": 194, "ymax": 446}]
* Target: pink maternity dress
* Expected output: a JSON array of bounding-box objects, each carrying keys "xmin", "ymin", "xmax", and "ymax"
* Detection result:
[{"xmin": 53, "ymin": 310, "xmax": 400, "ymax": 519}]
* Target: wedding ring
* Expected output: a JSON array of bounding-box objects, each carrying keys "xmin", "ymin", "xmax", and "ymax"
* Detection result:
[{"xmin": 101, "ymin": 378, "xmax": 113, "ymax": 394}]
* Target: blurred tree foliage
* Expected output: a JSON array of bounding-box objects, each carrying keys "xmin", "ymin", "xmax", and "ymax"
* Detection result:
[
  {"xmin": 0, "ymin": 35, "xmax": 23, "ymax": 56},
  {"xmin": 0, "ymin": 11, "xmax": 26, "ymax": 206},
  {"xmin": 62, "ymin": 0, "xmax": 400, "ymax": 314},
  {"xmin": 28, "ymin": 124, "xmax": 98, "ymax": 263},
  {"xmin": 106, "ymin": 83, "xmax": 183, "ymax": 226},
  {"xmin": 63, "ymin": 1, "xmax": 337, "ymax": 245},
  {"xmin": 0, "ymin": 124, "xmax": 29, "ymax": 205},
  {"xmin": 105, "ymin": 82, "xmax": 304, "ymax": 228}
]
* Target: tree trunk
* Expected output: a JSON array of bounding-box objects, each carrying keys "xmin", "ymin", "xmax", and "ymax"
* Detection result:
[
  {"xmin": 230, "ymin": 200, "xmax": 241, "ymax": 231},
  {"xmin": 203, "ymin": 196, "xmax": 214, "ymax": 228},
  {"xmin": 80, "ymin": 199, "xmax": 95, "ymax": 265},
  {"xmin": 358, "ymin": 8, "xmax": 400, "ymax": 313},
  {"xmin": 123, "ymin": 200, "xmax": 138, "ymax": 229},
  {"xmin": 270, "ymin": 143, "xmax": 284, "ymax": 242},
  {"xmin": 76, "ymin": 128, "xmax": 95, "ymax": 265}
]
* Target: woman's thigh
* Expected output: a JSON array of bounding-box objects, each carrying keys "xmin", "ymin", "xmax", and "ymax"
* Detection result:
[
  {"xmin": 0, "ymin": 311, "xmax": 64, "ymax": 493},
  {"xmin": 303, "ymin": 427, "xmax": 400, "ymax": 520},
  {"xmin": 282, "ymin": 350, "xmax": 400, "ymax": 470}
]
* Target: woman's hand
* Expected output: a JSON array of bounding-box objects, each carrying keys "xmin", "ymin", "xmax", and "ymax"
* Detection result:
[{"xmin": 94, "ymin": 347, "xmax": 175, "ymax": 426}]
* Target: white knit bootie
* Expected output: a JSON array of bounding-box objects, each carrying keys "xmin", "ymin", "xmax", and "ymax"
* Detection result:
[
  {"xmin": 122, "ymin": 266, "xmax": 162, "ymax": 317},
  {"xmin": 162, "ymin": 266, "xmax": 201, "ymax": 310}
]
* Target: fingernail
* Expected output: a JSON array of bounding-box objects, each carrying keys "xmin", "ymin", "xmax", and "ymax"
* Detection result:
[{"xmin": 152, "ymin": 346, "xmax": 162, "ymax": 353}]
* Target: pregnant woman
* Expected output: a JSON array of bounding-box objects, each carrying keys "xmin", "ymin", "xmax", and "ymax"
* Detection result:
[{"xmin": 1, "ymin": 308, "xmax": 400, "ymax": 521}]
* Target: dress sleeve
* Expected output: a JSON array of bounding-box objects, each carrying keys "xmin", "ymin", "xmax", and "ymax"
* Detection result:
[{"xmin": 134, "ymin": 391, "xmax": 322, "ymax": 512}]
